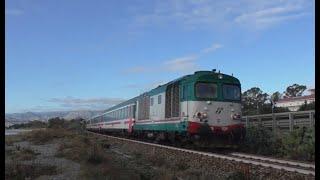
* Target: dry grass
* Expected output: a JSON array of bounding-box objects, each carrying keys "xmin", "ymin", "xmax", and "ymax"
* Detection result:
[
  {"xmin": 55, "ymin": 133, "xmax": 110, "ymax": 164},
  {"xmin": 23, "ymin": 128, "xmax": 75, "ymax": 145},
  {"xmin": 14, "ymin": 146, "xmax": 40, "ymax": 161},
  {"xmin": 5, "ymin": 161, "xmax": 57, "ymax": 179},
  {"xmin": 5, "ymin": 135, "xmax": 24, "ymax": 146},
  {"xmin": 6, "ymin": 145, "xmax": 40, "ymax": 161}
]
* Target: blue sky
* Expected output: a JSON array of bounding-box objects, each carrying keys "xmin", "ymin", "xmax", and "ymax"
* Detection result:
[{"xmin": 5, "ymin": 0, "xmax": 315, "ymax": 113}]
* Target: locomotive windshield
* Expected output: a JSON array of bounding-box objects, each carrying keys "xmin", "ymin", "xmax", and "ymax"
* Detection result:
[
  {"xmin": 195, "ymin": 82, "xmax": 217, "ymax": 98},
  {"xmin": 223, "ymin": 84, "xmax": 240, "ymax": 101}
]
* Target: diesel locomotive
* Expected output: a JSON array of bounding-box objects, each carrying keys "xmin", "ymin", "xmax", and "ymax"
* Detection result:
[{"xmin": 86, "ymin": 70, "xmax": 245, "ymax": 145}]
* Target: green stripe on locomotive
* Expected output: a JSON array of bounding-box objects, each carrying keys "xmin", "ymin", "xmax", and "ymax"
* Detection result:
[{"xmin": 133, "ymin": 121, "xmax": 188, "ymax": 133}]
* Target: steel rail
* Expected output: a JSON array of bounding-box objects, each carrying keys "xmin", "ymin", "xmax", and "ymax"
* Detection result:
[{"xmin": 230, "ymin": 153, "xmax": 315, "ymax": 169}]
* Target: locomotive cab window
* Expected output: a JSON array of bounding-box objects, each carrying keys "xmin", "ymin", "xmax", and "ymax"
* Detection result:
[
  {"xmin": 195, "ymin": 82, "xmax": 217, "ymax": 99},
  {"xmin": 223, "ymin": 84, "xmax": 240, "ymax": 101}
]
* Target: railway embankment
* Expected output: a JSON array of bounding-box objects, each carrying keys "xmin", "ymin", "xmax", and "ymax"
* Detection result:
[
  {"xmin": 5, "ymin": 118, "xmax": 314, "ymax": 180},
  {"xmin": 89, "ymin": 132, "xmax": 314, "ymax": 180},
  {"xmin": 5, "ymin": 119, "xmax": 234, "ymax": 179}
]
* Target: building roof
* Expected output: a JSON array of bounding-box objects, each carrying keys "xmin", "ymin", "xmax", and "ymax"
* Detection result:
[{"xmin": 277, "ymin": 94, "xmax": 315, "ymax": 103}]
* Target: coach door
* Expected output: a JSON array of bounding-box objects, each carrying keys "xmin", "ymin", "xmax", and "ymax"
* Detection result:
[
  {"xmin": 137, "ymin": 93, "xmax": 150, "ymax": 120},
  {"xmin": 165, "ymin": 83, "xmax": 180, "ymax": 118}
]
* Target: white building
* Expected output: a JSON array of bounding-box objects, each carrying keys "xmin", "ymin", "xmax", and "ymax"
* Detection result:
[{"xmin": 275, "ymin": 93, "xmax": 315, "ymax": 111}]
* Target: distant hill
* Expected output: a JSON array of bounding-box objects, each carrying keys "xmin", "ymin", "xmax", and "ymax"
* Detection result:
[{"xmin": 5, "ymin": 110, "xmax": 104, "ymax": 124}]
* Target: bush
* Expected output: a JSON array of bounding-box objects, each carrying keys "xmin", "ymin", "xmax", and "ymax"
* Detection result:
[
  {"xmin": 241, "ymin": 126, "xmax": 315, "ymax": 162},
  {"xmin": 10, "ymin": 120, "xmax": 47, "ymax": 129},
  {"xmin": 298, "ymin": 102, "xmax": 315, "ymax": 111},
  {"xmin": 48, "ymin": 117, "xmax": 66, "ymax": 129},
  {"xmin": 280, "ymin": 127, "xmax": 314, "ymax": 161},
  {"xmin": 24, "ymin": 128, "xmax": 74, "ymax": 145},
  {"xmin": 86, "ymin": 144, "xmax": 106, "ymax": 164},
  {"xmin": 241, "ymin": 125, "xmax": 279, "ymax": 155}
]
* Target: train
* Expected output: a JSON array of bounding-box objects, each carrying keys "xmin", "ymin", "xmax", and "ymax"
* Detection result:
[{"xmin": 86, "ymin": 70, "xmax": 245, "ymax": 146}]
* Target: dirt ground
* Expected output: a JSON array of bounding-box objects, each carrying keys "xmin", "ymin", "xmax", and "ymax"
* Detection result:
[{"xmin": 5, "ymin": 129, "xmax": 240, "ymax": 180}]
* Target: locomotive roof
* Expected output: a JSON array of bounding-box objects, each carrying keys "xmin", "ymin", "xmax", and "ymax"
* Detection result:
[
  {"xmin": 99, "ymin": 70, "xmax": 240, "ymax": 116},
  {"xmin": 148, "ymin": 71, "xmax": 240, "ymax": 95}
]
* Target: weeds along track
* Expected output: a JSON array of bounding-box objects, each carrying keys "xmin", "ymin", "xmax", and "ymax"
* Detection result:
[{"xmin": 87, "ymin": 131, "xmax": 315, "ymax": 177}]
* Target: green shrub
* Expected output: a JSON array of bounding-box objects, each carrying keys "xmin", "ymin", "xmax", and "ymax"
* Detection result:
[
  {"xmin": 241, "ymin": 125, "xmax": 278, "ymax": 155},
  {"xmin": 241, "ymin": 126, "xmax": 315, "ymax": 162},
  {"xmin": 48, "ymin": 117, "xmax": 66, "ymax": 129},
  {"xmin": 298, "ymin": 102, "xmax": 315, "ymax": 111},
  {"xmin": 9, "ymin": 120, "xmax": 47, "ymax": 129},
  {"xmin": 86, "ymin": 144, "xmax": 105, "ymax": 164},
  {"xmin": 280, "ymin": 127, "xmax": 314, "ymax": 161}
]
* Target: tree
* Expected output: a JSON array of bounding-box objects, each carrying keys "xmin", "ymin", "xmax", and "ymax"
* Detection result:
[
  {"xmin": 284, "ymin": 84, "xmax": 306, "ymax": 97},
  {"xmin": 271, "ymin": 91, "xmax": 281, "ymax": 102},
  {"xmin": 298, "ymin": 101, "xmax": 315, "ymax": 111},
  {"xmin": 242, "ymin": 87, "xmax": 269, "ymax": 115}
]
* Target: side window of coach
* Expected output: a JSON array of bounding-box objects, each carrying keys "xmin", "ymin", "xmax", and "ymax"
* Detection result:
[
  {"xmin": 182, "ymin": 84, "xmax": 188, "ymax": 100},
  {"xmin": 158, "ymin": 95, "xmax": 161, "ymax": 104}
]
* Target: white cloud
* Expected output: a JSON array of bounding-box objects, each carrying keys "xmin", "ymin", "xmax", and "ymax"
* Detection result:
[
  {"xmin": 234, "ymin": 1, "xmax": 312, "ymax": 29},
  {"xmin": 123, "ymin": 42, "xmax": 223, "ymax": 74},
  {"xmin": 163, "ymin": 55, "xmax": 198, "ymax": 72},
  {"xmin": 132, "ymin": 0, "xmax": 313, "ymax": 30},
  {"xmin": 202, "ymin": 43, "xmax": 223, "ymax": 53},
  {"xmin": 48, "ymin": 97, "xmax": 126, "ymax": 110},
  {"xmin": 5, "ymin": 9, "xmax": 24, "ymax": 16}
]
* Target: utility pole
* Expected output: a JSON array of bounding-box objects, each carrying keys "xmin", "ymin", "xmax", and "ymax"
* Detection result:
[{"xmin": 271, "ymin": 98, "xmax": 276, "ymax": 132}]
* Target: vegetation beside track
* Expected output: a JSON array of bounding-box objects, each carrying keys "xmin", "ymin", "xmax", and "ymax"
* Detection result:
[
  {"xmin": 240, "ymin": 125, "xmax": 315, "ymax": 162},
  {"xmin": 7, "ymin": 117, "xmax": 246, "ymax": 179},
  {"xmin": 7, "ymin": 120, "xmax": 47, "ymax": 129},
  {"xmin": 5, "ymin": 117, "xmax": 314, "ymax": 179}
]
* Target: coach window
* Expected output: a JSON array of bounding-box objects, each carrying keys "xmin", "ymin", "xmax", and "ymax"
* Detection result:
[
  {"xmin": 127, "ymin": 106, "xmax": 130, "ymax": 118},
  {"xmin": 122, "ymin": 108, "xmax": 125, "ymax": 119},
  {"xmin": 126, "ymin": 107, "xmax": 129, "ymax": 118},
  {"xmin": 158, "ymin": 95, "xmax": 161, "ymax": 104},
  {"xmin": 125, "ymin": 107, "xmax": 128, "ymax": 118},
  {"xmin": 128, "ymin": 106, "xmax": 132, "ymax": 117},
  {"xmin": 183, "ymin": 84, "xmax": 188, "ymax": 99},
  {"xmin": 150, "ymin": 98, "xmax": 154, "ymax": 106}
]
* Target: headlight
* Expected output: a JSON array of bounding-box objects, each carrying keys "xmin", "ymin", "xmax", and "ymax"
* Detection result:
[
  {"xmin": 195, "ymin": 112, "xmax": 208, "ymax": 120},
  {"xmin": 202, "ymin": 113, "xmax": 208, "ymax": 119},
  {"xmin": 232, "ymin": 113, "xmax": 241, "ymax": 120}
]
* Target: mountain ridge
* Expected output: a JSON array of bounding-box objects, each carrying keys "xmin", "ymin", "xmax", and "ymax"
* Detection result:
[{"xmin": 5, "ymin": 110, "xmax": 104, "ymax": 123}]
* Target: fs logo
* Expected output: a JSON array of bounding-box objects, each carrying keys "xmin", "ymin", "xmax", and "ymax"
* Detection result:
[{"xmin": 215, "ymin": 107, "xmax": 224, "ymax": 114}]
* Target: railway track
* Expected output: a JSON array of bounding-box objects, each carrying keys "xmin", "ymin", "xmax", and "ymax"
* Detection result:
[{"xmin": 87, "ymin": 131, "xmax": 315, "ymax": 177}]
